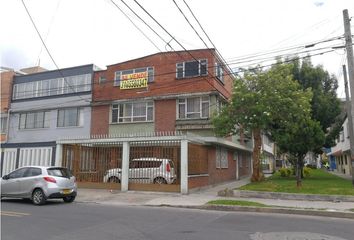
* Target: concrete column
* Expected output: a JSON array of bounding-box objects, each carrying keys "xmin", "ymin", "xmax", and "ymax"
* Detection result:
[
  {"xmin": 121, "ymin": 141, "xmax": 130, "ymax": 192},
  {"xmin": 180, "ymin": 140, "xmax": 188, "ymax": 194},
  {"xmin": 55, "ymin": 144, "xmax": 63, "ymax": 166}
]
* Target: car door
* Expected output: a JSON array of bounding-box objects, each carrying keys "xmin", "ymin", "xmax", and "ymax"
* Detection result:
[
  {"xmin": 19, "ymin": 167, "xmax": 42, "ymax": 197},
  {"xmin": 1, "ymin": 168, "xmax": 28, "ymax": 197}
]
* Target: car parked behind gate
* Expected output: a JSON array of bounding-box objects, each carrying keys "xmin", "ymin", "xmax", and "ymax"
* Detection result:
[
  {"xmin": 103, "ymin": 158, "xmax": 176, "ymax": 184},
  {"xmin": 1, "ymin": 166, "xmax": 77, "ymax": 205}
]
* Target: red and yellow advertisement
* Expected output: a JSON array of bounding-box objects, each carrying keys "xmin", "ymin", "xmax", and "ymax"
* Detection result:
[{"xmin": 120, "ymin": 72, "xmax": 148, "ymax": 89}]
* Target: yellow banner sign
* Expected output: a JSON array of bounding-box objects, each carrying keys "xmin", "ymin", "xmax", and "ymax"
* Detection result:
[{"xmin": 120, "ymin": 72, "xmax": 148, "ymax": 89}]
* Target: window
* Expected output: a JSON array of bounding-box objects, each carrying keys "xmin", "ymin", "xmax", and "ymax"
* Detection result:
[
  {"xmin": 216, "ymin": 147, "xmax": 228, "ymax": 169},
  {"xmin": 114, "ymin": 67, "xmax": 154, "ymax": 86},
  {"xmin": 13, "ymin": 74, "xmax": 91, "ymax": 100},
  {"xmin": 47, "ymin": 167, "xmax": 73, "ymax": 178},
  {"xmin": 1, "ymin": 116, "xmax": 7, "ymax": 134},
  {"xmin": 111, "ymin": 101, "xmax": 153, "ymax": 123},
  {"xmin": 24, "ymin": 167, "xmax": 42, "ymax": 177},
  {"xmin": 178, "ymin": 96, "xmax": 209, "ymax": 119},
  {"xmin": 215, "ymin": 62, "xmax": 224, "ymax": 83},
  {"xmin": 99, "ymin": 75, "xmax": 106, "ymax": 84},
  {"xmin": 19, "ymin": 111, "xmax": 50, "ymax": 129},
  {"xmin": 8, "ymin": 168, "xmax": 28, "ymax": 179},
  {"xmin": 57, "ymin": 108, "xmax": 81, "ymax": 127},
  {"xmin": 176, "ymin": 59, "xmax": 207, "ymax": 79}
]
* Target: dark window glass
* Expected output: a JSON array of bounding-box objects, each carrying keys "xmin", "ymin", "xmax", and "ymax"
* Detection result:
[
  {"xmin": 24, "ymin": 167, "xmax": 42, "ymax": 177},
  {"xmin": 8, "ymin": 168, "xmax": 28, "ymax": 179},
  {"xmin": 47, "ymin": 168, "xmax": 73, "ymax": 178},
  {"xmin": 184, "ymin": 61, "xmax": 199, "ymax": 77}
]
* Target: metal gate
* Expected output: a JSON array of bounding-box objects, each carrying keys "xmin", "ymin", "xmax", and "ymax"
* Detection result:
[
  {"xmin": 128, "ymin": 141, "xmax": 180, "ymax": 192},
  {"xmin": 62, "ymin": 141, "xmax": 181, "ymax": 192},
  {"xmin": 62, "ymin": 144, "xmax": 122, "ymax": 189}
]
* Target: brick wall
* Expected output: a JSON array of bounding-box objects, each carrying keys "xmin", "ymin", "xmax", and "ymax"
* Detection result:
[
  {"xmin": 207, "ymin": 147, "xmax": 237, "ymax": 185},
  {"xmin": 91, "ymin": 105, "xmax": 109, "ymax": 136},
  {"xmin": 154, "ymin": 99, "xmax": 176, "ymax": 132},
  {"xmin": 93, "ymin": 49, "xmax": 232, "ymax": 102}
]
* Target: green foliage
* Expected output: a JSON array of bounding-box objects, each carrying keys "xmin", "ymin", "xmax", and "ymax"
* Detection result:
[
  {"xmin": 213, "ymin": 64, "xmax": 313, "ymax": 137},
  {"xmin": 290, "ymin": 58, "xmax": 341, "ymax": 149},
  {"xmin": 207, "ymin": 199, "xmax": 268, "ymax": 207},
  {"xmin": 279, "ymin": 168, "xmax": 292, "ymax": 177},
  {"xmin": 303, "ymin": 167, "xmax": 311, "ymax": 178},
  {"xmin": 239, "ymin": 169, "xmax": 354, "ymax": 195}
]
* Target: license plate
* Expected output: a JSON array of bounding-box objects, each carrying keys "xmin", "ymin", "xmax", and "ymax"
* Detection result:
[{"xmin": 62, "ymin": 189, "xmax": 71, "ymax": 194}]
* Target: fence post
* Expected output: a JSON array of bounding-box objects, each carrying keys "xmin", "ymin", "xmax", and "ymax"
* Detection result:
[
  {"xmin": 180, "ymin": 140, "xmax": 188, "ymax": 194},
  {"xmin": 121, "ymin": 141, "xmax": 130, "ymax": 192}
]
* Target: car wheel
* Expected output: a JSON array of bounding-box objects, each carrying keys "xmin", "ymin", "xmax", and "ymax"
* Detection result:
[
  {"xmin": 63, "ymin": 196, "xmax": 76, "ymax": 203},
  {"xmin": 108, "ymin": 176, "xmax": 120, "ymax": 183},
  {"xmin": 32, "ymin": 189, "xmax": 46, "ymax": 205},
  {"xmin": 153, "ymin": 177, "xmax": 167, "ymax": 184}
]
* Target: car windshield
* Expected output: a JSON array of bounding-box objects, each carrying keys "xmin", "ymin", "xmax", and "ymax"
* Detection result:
[{"xmin": 47, "ymin": 168, "xmax": 73, "ymax": 178}]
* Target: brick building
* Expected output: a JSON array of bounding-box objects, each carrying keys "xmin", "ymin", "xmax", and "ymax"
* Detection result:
[{"xmin": 84, "ymin": 49, "xmax": 253, "ymax": 192}]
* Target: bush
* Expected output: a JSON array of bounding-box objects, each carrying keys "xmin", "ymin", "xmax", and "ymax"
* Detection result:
[
  {"xmin": 279, "ymin": 168, "xmax": 291, "ymax": 177},
  {"xmin": 306, "ymin": 164, "xmax": 317, "ymax": 169},
  {"xmin": 303, "ymin": 167, "xmax": 312, "ymax": 178}
]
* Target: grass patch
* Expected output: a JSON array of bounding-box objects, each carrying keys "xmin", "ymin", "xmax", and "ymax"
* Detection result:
[
  {"xmin": 239, "ymin": 169, "xmax": 354, "ymax": 196},
  {"xmin": 350, "ymin": 209, "xmax": 354, "ymax": 212},
  {"xmin": 207, "ymin": 199, "xmax": 269, "ymax": 207}
]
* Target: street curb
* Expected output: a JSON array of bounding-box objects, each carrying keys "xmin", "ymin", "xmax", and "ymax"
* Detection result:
[
  {"xmin": 232, "ymin": 190, "xmax": 354, "ymax": 202},
  {"xmin": 154, "ymin": 204, "xmax": 354, "ymax": 220}
]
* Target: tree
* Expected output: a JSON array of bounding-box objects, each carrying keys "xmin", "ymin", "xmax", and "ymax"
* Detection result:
[
  {"xmin": 273, "ymin": 114, "xmax": 325, "ymax": 187},
  {"xmin": 290, "ymin": 58, "xmax": 341, "ymax": 150},
  {"xmin": 213, "ymin": 64, "xmax": 313, "ymax": 182}
]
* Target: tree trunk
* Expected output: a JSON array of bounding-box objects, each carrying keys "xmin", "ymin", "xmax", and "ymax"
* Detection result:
[{"xmin": 251, "ymin": 128, "xmax": 264, "ymax": 182}]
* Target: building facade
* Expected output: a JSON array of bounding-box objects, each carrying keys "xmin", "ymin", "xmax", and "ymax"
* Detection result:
[
  {"xmin": 82, "ymin": 49, "xmax": 253, "ymax": 192},
  {"xmin": 0, "ymin": 69, "xmax": 16, "ymax": 143},
  {"xmin": 1, "ymin": 64, "xmax": 96, "ymax": 176},
  {"xmin": 328, "ymin": 117, "xmax": 352, "ymax": 177}
]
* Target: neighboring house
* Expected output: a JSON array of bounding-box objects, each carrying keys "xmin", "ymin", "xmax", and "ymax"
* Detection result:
[
  {"xmin": 261, "ymin": 133, "xmax": 276, "ymax": 173},
  {"xmin": 0, "ymin": 68, "xmax": 16, "ymax": 143},
  {"xmin": 327, "ymin": 116, "xmax": 352, "ymax": 177},
  {"xmin": 57, "ymin": 49, "xmax": 253, "ymax": 193},
  {"xmin": 1, "ymin": 64, "xmax": 97, "ymax": 176}
]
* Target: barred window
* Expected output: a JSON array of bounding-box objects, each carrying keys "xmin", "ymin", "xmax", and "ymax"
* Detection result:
[{"xmin": 216, "ymin": 147, "xmax": 228, "ymax": 169}]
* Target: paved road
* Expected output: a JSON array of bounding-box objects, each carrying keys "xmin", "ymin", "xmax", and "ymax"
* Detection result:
[{"xmin": 1, "ymin": 199, "xmax": 353, "ymax": 240}]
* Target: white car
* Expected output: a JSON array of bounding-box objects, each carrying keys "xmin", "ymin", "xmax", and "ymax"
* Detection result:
[
  {"xmin": 103, "ymin": 158, "xmax": 176, "ymax": 184},
  {"xmin": 1, "ymin": 166, "xmax": 77, "ymax": 205}
]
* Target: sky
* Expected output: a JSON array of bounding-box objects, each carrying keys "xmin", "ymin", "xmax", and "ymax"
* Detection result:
[{"xmin": 1, "ymin": 0, "xmax": 353, "ymax": 97}]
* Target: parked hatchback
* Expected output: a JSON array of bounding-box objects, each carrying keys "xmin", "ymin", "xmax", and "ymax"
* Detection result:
[
  {"xmin": 1, "ymin": 166, "xmax": 77, "ymax": 205},
  {"xmin": 103, "ymin": 158, "xmax": 176, "ymax": 184}
]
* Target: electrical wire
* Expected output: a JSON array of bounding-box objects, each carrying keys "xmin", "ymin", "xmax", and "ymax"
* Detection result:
[
  {"xmin": 20, "ymin": 0, "xmax": 90, "ymax": 103},
  {"xmin": 109, "ymin": 0, "xmax": 162, "ymax": 52}
]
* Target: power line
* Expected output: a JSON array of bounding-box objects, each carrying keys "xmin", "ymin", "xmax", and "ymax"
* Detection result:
[
  {"xmin": 20, "ymin": 0, "xmax": 90, "ymax": 103},
  {"xmin": 180, "ymin": 0, "xmax": 232, "ymax": 73},
  {"xmin": 109, "ymin": 0, "xmax": 162, "ymax": 52},
  {"xmin": 1, "ymin": 44, "xmax": 341, "ymax": 100}
]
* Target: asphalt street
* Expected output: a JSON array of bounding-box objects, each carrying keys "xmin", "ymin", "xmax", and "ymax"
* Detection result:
[{"xmin": 1, "ymin": 199, "xmax": 354, "ymax": 240}]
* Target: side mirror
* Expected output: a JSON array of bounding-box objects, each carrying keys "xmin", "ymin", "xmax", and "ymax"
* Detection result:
[{"xmin": 2, "ymin": 175, "xmax": 9, "ymax": 180}]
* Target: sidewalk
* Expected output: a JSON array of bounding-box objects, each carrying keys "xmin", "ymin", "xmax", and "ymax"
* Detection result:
[{"xmin": 76, "ymin": 177, "xmax": 354, "ymax": 218}]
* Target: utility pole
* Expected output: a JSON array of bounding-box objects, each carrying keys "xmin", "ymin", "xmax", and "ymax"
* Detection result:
[
  {"xmin": 343, "ymin": 65, "xmax": 354, "ymax": 183},
  {"xmin": 343, "ymin": 9, "xmax": 354, "ymax": 185}
]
